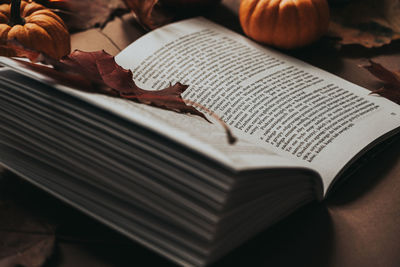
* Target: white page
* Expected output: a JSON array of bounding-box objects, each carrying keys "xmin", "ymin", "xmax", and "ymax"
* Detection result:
[{"xmin": 116, "ymin": 17, "xmax": 400, "ymax": 190}]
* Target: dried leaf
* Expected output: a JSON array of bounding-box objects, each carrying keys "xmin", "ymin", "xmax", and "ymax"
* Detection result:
[
  {"xmin": 363, "ymin": 61, "xmax": 400, "ymax": 86},
  {"xmin": 9, "ymin": 48, "xmax": 208, "ymax": 121},
  {"xmin": 35, "ymin": 0, "xmax": 128, "ymax": 31},
  {"xmin": 122, "ymin": 0, "xmax": 172, "ymax": 30},
  {"xmin": 0, "ymin": 42, "xmax": 101, "ymax": 92},
  {"xmin": 4, "ymin": 43, "xmax": 238, "ymax": 143},
  {"xmin": 0, "ymin": 201, "xmax": 55, "ymax": 267},
  {"xmin": 328, "ymin": 0, "xmax": 400, "ymax": 48},
  {"xmin": 122, "ymin": 0, "xmax": 220, "ymax": 30},
  {"xmin": 64, "ymin": 50, "xmax": 209, "ymax": 119},
  {"xmin": 362, "ymin": 60, "xmax": 400, "ymax": 104}
]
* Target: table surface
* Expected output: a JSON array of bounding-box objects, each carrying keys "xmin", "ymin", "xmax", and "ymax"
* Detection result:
[{"xmin": 1, "ymin": 0, "xmax": 400, "ymax": 266}]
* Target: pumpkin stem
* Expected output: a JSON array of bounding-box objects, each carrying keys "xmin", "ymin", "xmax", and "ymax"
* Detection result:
[{"xmin": 9, "ymin": 0, "xmax": 25, "ymax": 26}]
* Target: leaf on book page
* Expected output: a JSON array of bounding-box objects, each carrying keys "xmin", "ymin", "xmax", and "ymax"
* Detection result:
[
  {"xmin": 328, "ymin": 0, "xmax": 400, "ymax": 48},
  {"xmin": 362, "ymin": 60, "xmax": 400, "ymax": 104},
  {"xmin": 0, "ymin": 201, "xmax": 55, "ymax": 267},
  {"xmin": 64, "ymin": 50, "xmax": 210, "ymax": 120},
  {"xmin": 7, "ymin": 44, "xmax": 237, "ymax": 144},
  {"xmin": 11, "ymin": 49, "xmax": 209, "ymax": 119}
]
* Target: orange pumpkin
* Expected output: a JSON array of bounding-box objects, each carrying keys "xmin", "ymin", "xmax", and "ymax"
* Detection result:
[
  {"xmin": 0, "ymin": 0, "xmax": 70, "ymax": 59},
  {"xmin": 239, "ymin": 0, "xmax": 330, "ymax": 49}
]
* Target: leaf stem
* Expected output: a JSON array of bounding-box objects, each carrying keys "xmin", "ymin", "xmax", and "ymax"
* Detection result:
[{"xmin": 183, "ymin": 99, "xmax": 237, "ymax": 145}]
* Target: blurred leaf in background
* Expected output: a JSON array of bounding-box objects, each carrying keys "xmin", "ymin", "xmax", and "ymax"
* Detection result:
[{"xmin": 328, "ymin": 0, "xmax": 400, "ymax": 48}]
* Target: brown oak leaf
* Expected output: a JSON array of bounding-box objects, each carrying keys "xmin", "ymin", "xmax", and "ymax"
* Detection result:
[
  {"xmin": 362, "ymin": 60, "xmax": 400, "ymax": 104},
  {"xmin": 328, "ymin": 0, "xmax": 400, "ymax": 48}
]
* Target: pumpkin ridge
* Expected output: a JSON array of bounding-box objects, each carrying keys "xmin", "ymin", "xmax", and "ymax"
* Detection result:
[
  {"xmin": 0, "ymin": 25, "xmax": 11, "ymax": 43},
  {"xmin": 0, "ymin": 12, "xmax": 9, "ymax": 23},
  {"xmin": 7, "ymin": 24, "xmax": 28, "ymax": 45},
  {"xmin": 258, "ymin": 0, "xmax": 279, "ymax": 41},
  {"xmin": 249, "ymin": 0, "xmax": 270, "ymax": 40},
  {"xmin": 28, "ymin": 9, "xmax": 66, "ymax": 27},
  {"xmin": 23, "ymin": 1, "xmax": 45, "ymax": 17},
  {"xmin": 307, "ymin": 0, "xmax": 320, "ymax": 42},
  {"xmin": 28, "ymin": 17, "xmax": 69, "ymax": 42},
  {"xmin": 264, "ymin": 0, "xmax": 280, "ymax": 43},
  {"xmin": 24, "ymin": 24, "xmax": 31, "ymax": 48},
  {"xmin": 272, "ymin": 0, "xmax": 288, "ymax": 47},
  {"xmin": 24, "ymin": 22, "xmax": 56, "ymax": 57},
  {"xmin": 309, "ymin": 0, "xmax": 328, "ymax": 35},
  {"xmin": 27, "ymin": 16, "xmax": 70, "ymax": 57},
  {"xmin": 20, "ymin": 0, "xmax": 28, "ymax": 17},
  {"xmin": 291, "ymin": 0, "xmax": 303, "ymax": 45},
  {"xmin": 26, "ymin": 14, "xmax": 65, "ymax": 29},
  {"xmin": 292, "ymin": 0, "xmax": 314, "ymax": 46},
  {"xmin": 0, "ymin": 4, "xmax": 10, "ymax": 16},
  {"xmin": 290, "ymin": 0, "xmax": 300, "ymax": 47},
  {"xmin": 240, "ymin": 0, "xmax": 260, "ymax": 37}
]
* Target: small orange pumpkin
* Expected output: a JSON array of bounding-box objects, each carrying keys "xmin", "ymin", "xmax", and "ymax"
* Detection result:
[
  {"xmin": 0, "ymin": 0, "xmax": 70, "ymax": 59},
  {"xmin": 239, "ymin": 0, "xmax": 330, "ymax": 49}
]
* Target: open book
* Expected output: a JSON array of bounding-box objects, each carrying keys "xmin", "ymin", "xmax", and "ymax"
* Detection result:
[{"xmin": 0, "ymin": 17, "xmax": 399, "ymax": 266}]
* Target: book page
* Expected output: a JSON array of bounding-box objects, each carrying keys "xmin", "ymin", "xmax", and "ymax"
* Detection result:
[{"xmin": 116, "ymin": 17, "xmax": 400, "ymax": 190}]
